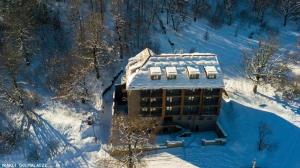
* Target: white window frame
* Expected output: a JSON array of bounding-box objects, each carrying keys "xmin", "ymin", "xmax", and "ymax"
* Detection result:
[
  {"xmin": 150, "ymin": 98, "xmax": 156, "ymax": 102},
  {"xmin": 150, "ymin": 107, "xmax": 156, "ymax": 112},
  {"xmin": 166, "ymin": 106, "xmax": 172, "ymax": 111},
  {"xmin": 188, "ymin": 96, "xmax": 194, "ymax": 101},
  {"xmin": 166, "ymin": 96, "xmax": 173, "ymax": 102}
]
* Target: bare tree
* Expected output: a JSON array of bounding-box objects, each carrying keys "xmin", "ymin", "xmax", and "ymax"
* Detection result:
[
  {"xmin": 277, "ymin": 0, "xmax": 300, "ymax": 26},
  {"xmin": 224, "ymin": 0, "xmax": 236, "ymax": 25},
  {"xmin": 192, "ymin": 0, "xmax": 212, "ymax": 21},
  {"xmin": 279, "ymin": 39, "xmax": 300, "ymax": 100},
  {"xmin": 257, "ymin": 122, "xmax": 273, "ymax": 151},
  {"xmin": 251, "ymin": 0, "xmax": 272, "ymax": 23},
  {"xmin": 108, "ymin": 115, "xmax": 156, "ymax": 168},
  {"xmin": 243, "ymin": 39, "xmax": 291, "ymax": 93}
]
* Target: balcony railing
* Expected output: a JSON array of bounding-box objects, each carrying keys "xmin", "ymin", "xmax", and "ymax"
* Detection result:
[
  {"xmin": 203, "ymin": 97, "xmax": 219, "ymax": 106},
  {"xmin": 140, "ymin": 90, "xmax": 150, "ymax": 97},
  {"xmin": 151, "ymin": 109, "xmax": 162, "ymax": 116},
  {"xmin": 150, "ymin": 101, "xmax": 163, "ymax": 107},
  {"xmin": 166, "ymin": 89, "xmax": 181, "ymax": 96},
  {"xmin": 203, "ymin": 106, "xmax": 218, "ymax": 115},
  {"xmin": 184, "ymin": 97, "xmax": 200, "ymax": 105},
  {"xmin": 183, "ymin": 106, "xmax": 199, "ymax": 115},
  {"xmin": 184, "ymin": 89, "xmax": 201, "ymax": 96},
  {"xmin": 166, "ymin": 100, "xmax": 181, "ymax": 106},
  {"xmin": 150, "ymin": 89, "xmax": 163, "ymax": 97},
  {"xmin": 203, "ymin": 89, "xmax": 221, "ymax": 96},
  {"xmin": 165, "ymin": 107, "xmax": 180, "ymax": 115}
]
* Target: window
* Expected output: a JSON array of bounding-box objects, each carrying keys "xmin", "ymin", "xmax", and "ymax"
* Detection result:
[
  {"xmin": 142, "ymin": 97, "xmax": 149, "ymax": 102},
  {"xmin": 150, "ymin": 98, "xmax": 156, "ymax": 102},
  {"xmin": 151, "ymin": 75, "xmax": 161, "ymax": 80},
  {"xmin": 188, "ymin": 96, "xmax": 195, "ymax": 101},
  {"xmin": 142, "ymin": 107, "xmax": 148, "ymax": 112},
  {"xmin": 166, "ymin": 106, "xmax": 172, "ymax": 111},
  {"xmin": 188, "ymin": 116, "xmax": 192, "ymax": 120},
  {"xmin": 167, "ymin": 74, "xmax": 176, "ymax": 80},
  {"xmin": 190, "ymin": 74, "xmax": 199, "ymax": 79},
  {"xmin": 166, "ymin": 96, "xmax": 173, "ymax": 102},
  {"xmin": 207, "ymin": 74, "xmax": 216, "ymax": 79},
  {"xmin": 150, "ymin": 107, "xmax": 156, "ymax": 112}
]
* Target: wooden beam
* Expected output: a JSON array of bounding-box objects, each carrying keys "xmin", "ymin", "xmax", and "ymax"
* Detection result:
[
  {"xmin": 162, "ymin": 89, "xmax": 166, "ymax": 119},
  {"xmin": 200, "ymin": 89, "xmax": 204, "ymax": 114},
  {"xmin": 180, "ymin": 89, "xmax": 185, "ymax": 116},
  {"xmin": 216, "ymin": 89, "xmax": 223, "ymax": 115}
]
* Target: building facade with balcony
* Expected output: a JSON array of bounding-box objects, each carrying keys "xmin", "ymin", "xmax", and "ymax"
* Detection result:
[{"xmin": 114, "ymin": 48, "xmax": 224, "ymax": 132}]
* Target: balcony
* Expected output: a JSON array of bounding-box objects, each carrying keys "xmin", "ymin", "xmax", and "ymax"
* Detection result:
[
  {"xmin": 139, "ymin": 109, "xmax": 150, "ymax": 117},
  {"xmin": 183, "ymin": 106, "xmax": 199, "ymax": 115},
  {"xmin": 140, "ymin": 90, "xmax": 150, "ymax": 97},
  {"xmin": 184, "ymin": 97, "xmax": 200, "ymax": 105},
  {"xmin": 203, "ymin": 97, "xmax": 219, "ymax": 106},
  {"xmin": 203, "ymin": 88, "xmax": 221, "ymax": 96},
  {"xmin": 151, "ymin": 108, "xmax": 162, "ymax": 116},
  {"xmin": 166, "ymin": 98, "xmax": 181, "ymax": 106},
  {"xmin": 150, "ymin": 89, "xmax": 162, "ymax": 97},
  {"xmin": 165, "ymin": 107, "xmax": 180, "ymax": 115},
  {"xmin": 185, "ymin": 89, "xmax": 201, "ymax": 96},
  {"xmin": 150, "ymin": 97, "xmax": 162, "ymax": 107},
  {"xmin": 166, "ymin": 89, "xmax": 181, "ymax": 96},
  {"xmin": 203, "ymin": 106, "xmax": 218, "ymax": 115}
]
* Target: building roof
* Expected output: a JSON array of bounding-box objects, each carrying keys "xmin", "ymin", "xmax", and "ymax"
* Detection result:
[{"xmin": 125, "ymin": 49, "xmax": 224, "ymax": 90}]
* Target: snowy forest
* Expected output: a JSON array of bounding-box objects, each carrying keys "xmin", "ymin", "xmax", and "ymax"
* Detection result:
[{"xmin": 0, "ymin": 0, "xmax": 299, "ymax": 168}]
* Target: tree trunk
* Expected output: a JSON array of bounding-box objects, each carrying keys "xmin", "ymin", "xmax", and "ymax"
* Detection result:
[
  {"xmin": 260, "ymin": 11, "xmax": 264, "ymax": 24},
  {"xmin": 283, "ymin": 14, "xmax": 287, "ymax": 26},
  {"xmin": 253, "ymin": 84, "xmax": 258, "ymax": 94},
  {"xmin": 253, "ymin": 76, "xmax": 260, "ymax": 94},
  {"xmin": 93, "ymin": 48, "xmax": 100, "ymax": 79},
  {"xmin": 128, "ymin": 144, "xmax": 133, "ymax": 168},
  {"xmin": 228, "ymin": 14, "xmax": 232, "ymax": 26}
]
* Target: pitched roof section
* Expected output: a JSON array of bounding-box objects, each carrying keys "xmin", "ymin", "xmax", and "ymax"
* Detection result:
[
  {"xmin": 126, "ymin": 48, "xmax": 155, "ymax": 81},
  {"xmin": 126, "ymin": 49, "xmax": 224, "ymax": 90}
]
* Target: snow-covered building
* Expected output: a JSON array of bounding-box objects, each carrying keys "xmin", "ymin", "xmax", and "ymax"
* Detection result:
[{"xmin": 114, "ymin": 48, "xmax": 224, "ymax": 132}]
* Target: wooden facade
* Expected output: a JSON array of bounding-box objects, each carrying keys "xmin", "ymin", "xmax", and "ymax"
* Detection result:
[{"xmin": 124, "ymin": 88, "xmax": 223, "ymax": 131}]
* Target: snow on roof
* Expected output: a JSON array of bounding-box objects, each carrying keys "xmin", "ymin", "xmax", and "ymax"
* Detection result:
[
  {"xmin": 150, "ymin": 67, "xmax": 162, "ymax": 75},
  {"xmin": 126, "ymin": 49, "xmax": 224, "ymax": 90},
  {"xmin": 204, "ymin": 66, "xmax": 218, "ymax": 75},
  {"xmin": 166, "ymin": 67, "xmax": 177, "ymax": 76},
  {"xmin": 186, "ymin": 66, "xmax": 200, "ymax": 75}
]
